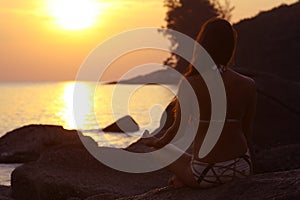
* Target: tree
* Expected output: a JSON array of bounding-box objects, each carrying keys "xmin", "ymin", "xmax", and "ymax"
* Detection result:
[
  {"xmin": 211, "ymin": 0, "xmax": 234, "ymax": 21},
  {"xmin": 162, "ymin": 0, "xmax": 234, "ymax": 74}
]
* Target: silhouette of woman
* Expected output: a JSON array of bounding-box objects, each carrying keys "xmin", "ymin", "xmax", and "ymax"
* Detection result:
[{"xmin": 142, "ymin": 18, "xmax": 257, "ymax": 188}]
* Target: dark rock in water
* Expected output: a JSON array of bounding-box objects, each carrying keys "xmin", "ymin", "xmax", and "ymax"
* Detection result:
[
  {"xmin": 0, "ymin": 125, "xmax": 81, "ymax": 163},
  {"xmin": 11, "ymin": 143, "xmax": 170, "ymax": 200},
  {"xmin": 118, "ymin": 169, "xmax": 300, "ymax": 200},
  {"xmin": 103, "ymin": 116, "xmax": 139, "ymax": 133}
]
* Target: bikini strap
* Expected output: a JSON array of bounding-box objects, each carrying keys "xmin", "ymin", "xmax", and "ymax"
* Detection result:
[
  {"xmin": 197, "ymin": 163, "xmax": 214, "ymax": 184},
  {"xmin": 212, "ymin": 64, "xmax": 227, "ymax": 74},
  {"xmin": 241, "ymin": 154, "xmax": 253, "ymax": 174}
]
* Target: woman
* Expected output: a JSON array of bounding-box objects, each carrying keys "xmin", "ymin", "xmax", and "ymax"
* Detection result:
[{"xmin": 142, "ymin": 18, "xmax": 257, "ymax": 188}]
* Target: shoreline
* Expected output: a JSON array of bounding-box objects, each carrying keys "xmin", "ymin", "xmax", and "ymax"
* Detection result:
[{"xmin": 0, "ymin": 124, "xmax": 299, "ymax": 199}]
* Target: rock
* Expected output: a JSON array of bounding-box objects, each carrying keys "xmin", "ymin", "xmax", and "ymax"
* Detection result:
[
  {"xmin": 0, "ymin": 125, "xmax": 81, "ymax": 163},
  {"xmin": 231, "ymin": 68, "xmax": 300, "ymax": 175},
  {"xmin": 103, "ymin": 116, "xmax": 139, "ymax": 133},
  {"xmin": 232, "ymin": 2, "xmax": 300, "ymax": 150},
  {"xmin": 118, "ymin": 169, "xmax": 300, "ymax": 200},
  {"xmin": 234, "ymin": 3, "xmax": 300, "ymax": 82},
  {"xmin": 232, "ymin": 68, "xmax": 300, "ymax": 148},
  {"xmin": 11, "ymin": 142, "xmax": 170, "ymax": 200},
  {"xmin": 0, "ymin": 185, "xmax": 13, "ymax": 200},
  {"xmin": 0, "ymin": 124, "xmax": 168, "ymax": 199},
  {"xmin": 252, "ymin": 144, "xmax": 300, "ymax": 174},
  {"xmin": 4, "ymin": 122, "xmax": 300, "ymax": 200},
  {"xmin": 125, "ymin": 139, "xmax": 155, "ymax": 153},
  {"xmin": 85, "ymin": 193, "xmax": 120, "ymax": 200},
  {"xmin": 9, "ymin": 125, "xmax": 299, "ymax": 200}
]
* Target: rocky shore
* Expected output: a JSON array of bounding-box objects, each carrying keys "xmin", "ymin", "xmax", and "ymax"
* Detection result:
[{"xmin": 0, "ymin": 124, "xmax": 299, "ymax": 200}]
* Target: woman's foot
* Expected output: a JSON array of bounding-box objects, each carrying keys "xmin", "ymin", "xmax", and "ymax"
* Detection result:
[{"xmin": 168, "ymin": 175, "xmax": 186, "ymax": 188}]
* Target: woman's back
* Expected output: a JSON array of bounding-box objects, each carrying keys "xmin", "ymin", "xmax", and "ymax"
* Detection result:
[{"xmin": 190, "ymin": 69, "xmax": 256, "ymax": 163}]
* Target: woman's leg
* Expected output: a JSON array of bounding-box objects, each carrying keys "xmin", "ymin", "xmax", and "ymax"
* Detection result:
[
  {"xmin": 141, "ymin": 132, "xmax": 202, "ymax": 187},
  {"xmin": 166, "ymin": 151, "xmax": 200, "ymax": 188},
  {"xmin": 153, "ymin": 144, "xmax": 200, "ymax": 188}
]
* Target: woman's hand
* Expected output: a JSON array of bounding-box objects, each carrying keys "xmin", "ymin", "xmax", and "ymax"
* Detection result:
[{"xmin": 140, "ymin": 130, "xmax": 160, "ymax": 148}]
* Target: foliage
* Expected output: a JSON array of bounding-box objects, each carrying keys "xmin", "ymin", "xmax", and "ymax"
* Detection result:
[{"xmin": 161, "ymin": 0, "xmax": 234, "ymax": 73}]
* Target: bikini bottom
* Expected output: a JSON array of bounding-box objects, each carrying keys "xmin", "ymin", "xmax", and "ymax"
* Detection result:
[{"xmin": 191, "ymin": 153, "xmax": 252, "ymax": 188}]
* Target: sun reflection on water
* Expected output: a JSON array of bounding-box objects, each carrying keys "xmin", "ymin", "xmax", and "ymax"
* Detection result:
[
  {"xmin": 57, "ymin": 82, "xmax": 176, "ymax": 148},
  {"xmin": 61, "ymin": 82, "xmax": 94, "ymax": 130}
]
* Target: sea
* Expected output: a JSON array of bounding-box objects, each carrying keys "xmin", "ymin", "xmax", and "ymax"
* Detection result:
[{"xmin": 0, "ymin": 82, "xmax": 176, "ymax": 186}]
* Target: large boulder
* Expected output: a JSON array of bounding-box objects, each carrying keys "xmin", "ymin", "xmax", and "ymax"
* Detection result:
[
  {"xmin": 11, "ymin": 143, "xmax": 170, "ymax": 200},
  {"xmin": 0, "ymin": 185, "xmax": 13, "ymax": 200},
  {"xmin": 233, "ymin": 68, "xmax": 300, "ymax": 148},
  {"xmin": 2, "ymin": 125, "xmax": 169, "ymax": 200},
  {"xmin": 234, "ymin": 3, "xmax": 300, "ymax": 82},
  {"xmin": 7, "ymin": 125, "xmax": 299, "ymax": 200},
  {"xmin": 232, "ymin": 2, "xmax": 300, "ymax": 148},
  {"xmin": 10, "ymin": 138, "xmax": 300, "ymax": 200},
  {"xmin": 252, "ymin": 144, "xmax": 300, "ymax": 174},
  {"xmin": 0, "ymin": 125, "xmax": 80, "ymax": 163},
  {"xmin": 118, "ymin": 169, "xmax": 300, "ymax": 200}
]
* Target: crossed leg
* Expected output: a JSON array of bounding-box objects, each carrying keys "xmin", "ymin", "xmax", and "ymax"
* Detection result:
[
  {"xmin": 166, "ymin": 151, "xmax": 201, "ymax": 188},
  {"xmin": 153, "ymin": 144, "xmax": 200, "ymax": 188}
]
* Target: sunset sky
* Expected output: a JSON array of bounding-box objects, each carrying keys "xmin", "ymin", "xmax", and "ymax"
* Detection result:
[{"xmin": 0, "ymin": 0, "xmax": 297, "ymax": 82}]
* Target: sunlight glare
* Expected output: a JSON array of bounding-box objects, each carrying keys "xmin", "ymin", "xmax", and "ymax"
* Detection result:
[
  {"xmin": 61, "ymin": 82, "xmax": 93, "ymax": 129},
  {"xmin": 47, "ymin": 0, "xmax": 103, "ymax": 30}
]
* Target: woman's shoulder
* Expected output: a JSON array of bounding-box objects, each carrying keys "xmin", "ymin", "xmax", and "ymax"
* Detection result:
[
  {"xmin": 229, "ymin": 69, "xmax": 256, "ymax": 87},
  {"xmin": 227, "ymin": 69, "xmax": 257, "ymax": 100}
]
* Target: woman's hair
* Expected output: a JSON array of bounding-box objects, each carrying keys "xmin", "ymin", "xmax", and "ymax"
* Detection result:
[{"xmin": 185, "ymin": 18, "xmax": 237, "ymax": 77}]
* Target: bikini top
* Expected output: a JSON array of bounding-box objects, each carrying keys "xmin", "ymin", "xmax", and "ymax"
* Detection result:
[
  {"xmin": 199, "ymin": 119, "xmax": 240, "ymax": 123},
  {"xmin": 198, "ymin": 65, "xmax": 239, "ymax": 123},
  {"xmin": 212, "ymin": 65, "xmax": 227, "ymax": 74}
]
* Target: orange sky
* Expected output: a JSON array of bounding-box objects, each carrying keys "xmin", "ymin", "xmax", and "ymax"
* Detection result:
[{"xmin": 0, "ymin": 0, "xmax": 297, "ymax": 82}]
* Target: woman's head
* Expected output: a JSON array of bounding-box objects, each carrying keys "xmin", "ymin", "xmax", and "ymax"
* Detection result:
[
  {"xmin": 198, "ymin": 18, "xmax": 236, "ymax": 67},
  {"xmin": 185, "ymin": 18, "xmax": 237, "ymax": 76}
]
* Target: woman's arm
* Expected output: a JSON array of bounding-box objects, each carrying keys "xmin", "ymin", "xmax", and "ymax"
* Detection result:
[{"xmin": 142, "ymin": 98, "xmax": 181, "ymax": 148}]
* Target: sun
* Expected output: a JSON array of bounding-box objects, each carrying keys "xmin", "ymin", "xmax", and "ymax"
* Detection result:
[{"xmin": 47, "ymin": 0, "xmax": 102, "ymax": 31}]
